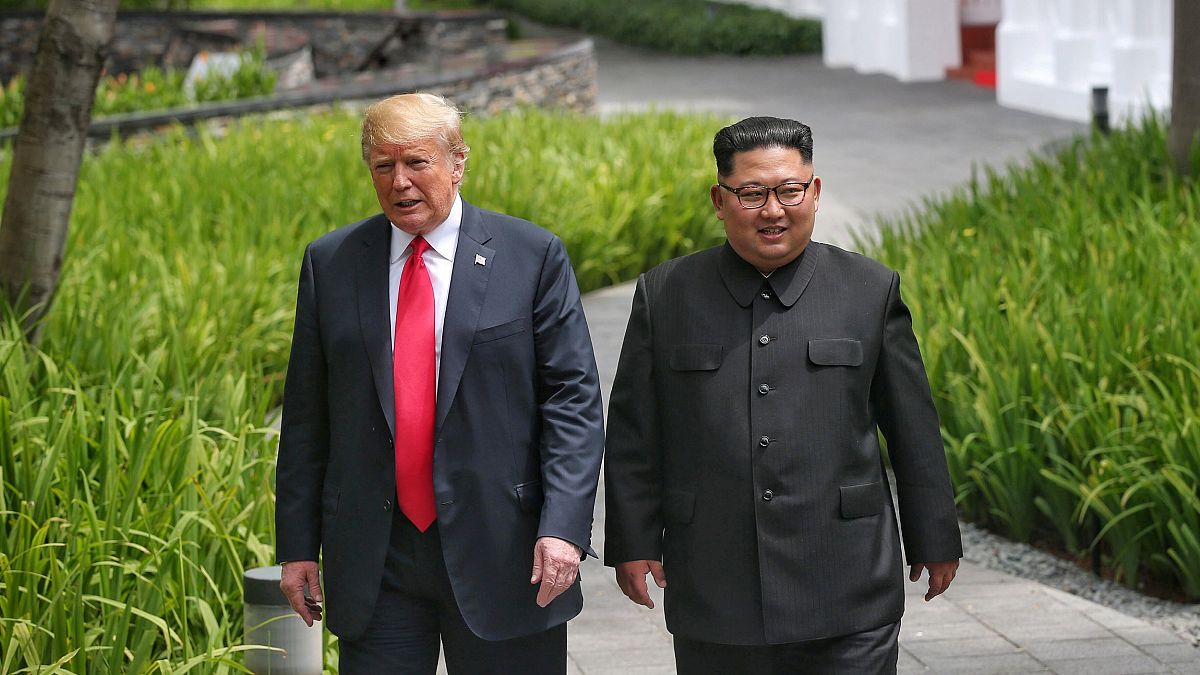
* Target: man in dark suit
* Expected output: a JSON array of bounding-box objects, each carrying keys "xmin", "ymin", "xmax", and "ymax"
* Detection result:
[
  {"xmin": 275, "ymin": 93, "xmax": 604, "ymax": 674},
  {"xmin": 603, "ymin": 116, "xmax": 962, "ymax": 673}
]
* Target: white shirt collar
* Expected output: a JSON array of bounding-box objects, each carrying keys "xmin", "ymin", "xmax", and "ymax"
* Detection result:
[{"xmin": 389, "ymin": 193, "xmax": 463, "ymax": 264}]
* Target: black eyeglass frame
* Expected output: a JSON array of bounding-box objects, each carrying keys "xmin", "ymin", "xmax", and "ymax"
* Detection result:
[{"xmin": 717, "ymin": 177, "xmax": 815, "ymax": 209}]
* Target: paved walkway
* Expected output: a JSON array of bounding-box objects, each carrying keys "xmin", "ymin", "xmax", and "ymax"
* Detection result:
[{"xmin": 557, "ymin": 31, "xmax": 1198, "ymax": 675}]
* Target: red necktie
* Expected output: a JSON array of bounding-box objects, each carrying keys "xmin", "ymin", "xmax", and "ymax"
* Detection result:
[{"xmin": 393, "ymin": 236, "xmax": 437, "ymax": 531}]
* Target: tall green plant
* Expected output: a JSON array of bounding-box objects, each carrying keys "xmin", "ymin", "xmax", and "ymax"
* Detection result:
[{"xmin": 866, "ymin": 115, "xmax": 1200, "ymax": 597}]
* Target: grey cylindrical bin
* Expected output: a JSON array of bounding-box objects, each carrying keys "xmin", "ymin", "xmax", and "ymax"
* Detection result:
[{"xmin": 244, "ymin": 566, "xmax": 322, "ymax": 674}]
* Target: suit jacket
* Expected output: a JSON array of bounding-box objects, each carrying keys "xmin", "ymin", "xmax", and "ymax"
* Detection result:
[
  {"xmin": 275, "ymin": 200, "xmax": 605, "ymax": 642},
  {"xmin": 603, "ymin": 241, "xmax": 962, "ymax": 645}
]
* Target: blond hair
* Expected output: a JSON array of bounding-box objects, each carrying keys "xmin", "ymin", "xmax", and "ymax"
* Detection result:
[{"xmin": 360, "ymin": 93, "xmax": 470, "ymax": 166}]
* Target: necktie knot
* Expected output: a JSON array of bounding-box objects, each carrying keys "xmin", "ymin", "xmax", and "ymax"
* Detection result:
[{"xmin": 410, "ymin": 236, "xmax": 430, "ymax": 258}]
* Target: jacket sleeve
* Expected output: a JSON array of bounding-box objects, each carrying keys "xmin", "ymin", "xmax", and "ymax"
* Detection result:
[
  {"xmin": 531, "ymin": 236, "xmax": 606, "ymax": 557},
  {"xmin": 275, "ymin": 243, "xmax": 330, "ymax": 563},
  {"xmin": 603, "ymin": 274, "xmax": 665, "ymax": 565},
  {"xmin": 871, "ymin": 271, "xmax": 963, "ymax": 564}
]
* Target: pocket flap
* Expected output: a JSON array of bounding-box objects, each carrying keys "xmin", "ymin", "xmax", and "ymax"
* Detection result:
[
  {"xmin": 808, "ymin": 338, "xmax": 863, "ymax": 366},
  {"xmin": 663, "ymin": 490, "xmax": 695, "ymax": 524},
  {"xmin": 840, "ymin": 481, "xmax": 883, "ymax": 519},
  {"xmin": 669, "ymin": 344, "xmax": 723, "ymax": 371},
  {"xmin": 474, "ymin": 317, "xmax": 529, "ymax": 345},
  {"xmin": 515, "ymin": 480, "xmax": 544, "ymax": 513}
]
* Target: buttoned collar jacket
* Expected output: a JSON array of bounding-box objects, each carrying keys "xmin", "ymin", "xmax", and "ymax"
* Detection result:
[{"xmin": 603, "ymin": 241, "xmax": 963, "ymax": 645}]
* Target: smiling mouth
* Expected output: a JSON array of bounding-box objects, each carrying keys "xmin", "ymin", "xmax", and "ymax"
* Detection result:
[
  {"xmin": 396, "ymin": 199, "xmax": 421, "ymax": 208},
  {"xmin": 759, "ymin": 226, "xmax": 786, "ymax": 235}
]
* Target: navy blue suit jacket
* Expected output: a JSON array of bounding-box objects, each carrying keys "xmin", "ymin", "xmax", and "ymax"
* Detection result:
[{"xmin": 276, "ymin": 201, "xmax": 605, "ymax": 641}]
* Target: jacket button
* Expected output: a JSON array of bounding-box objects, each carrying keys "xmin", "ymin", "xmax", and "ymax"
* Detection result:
[
  {"xmin": 758, "ymin": 335, "xmax": 771, "ymax": 345},
  {"xmin": 758, "ymin": 435, "xmax": 771, "ymax": 447},
  {"xmin": 762, "ymin": 489, "xmax": 774, "ymax": 501},
  {"xmin": 760, "ymin": 290, "xmax": 772, "ymax": 300},
  {"xmin": 758, "ymin": 383, "xmax": 770, "ymax": 395},
  {"xmin": 383, "ymin": 499, "xmax": 392, "ymax": 512},
  {"xmin": 388, "ymin": 437, "xmax": 394, "ymax": 446}
]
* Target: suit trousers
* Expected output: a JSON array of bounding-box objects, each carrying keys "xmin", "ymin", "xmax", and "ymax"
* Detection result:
[
  {"xmin": 338, "ymin": 513, "xmax": 567, "ymax": 675},
  {"xmin": 673, "ymin": 620, "xmax": 900, "ymax": 675}
]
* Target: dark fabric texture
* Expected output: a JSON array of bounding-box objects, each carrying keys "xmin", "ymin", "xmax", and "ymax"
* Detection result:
[
  {"xmin": 339, "ymin": 516, "xmax": 568, "ymax": 675},
  {"xmin": 276, "ymin": 202, "xmax": 605, "ymax": 642},
  {"xmin": 604, "ymin": 241, "xmax": 962, "ymax": 645},
  {"xmin": 673, "ymin": 620, "xmax": 901, "ymax": 674}
]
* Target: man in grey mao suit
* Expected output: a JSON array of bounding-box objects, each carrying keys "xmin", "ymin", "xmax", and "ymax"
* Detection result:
[
  {"xmin": 604, "ymin": 116, "xmax": 962, "ymax": 673},
  {"xmin": 275, "ymin": 94, "xmax": 604, "ymax": 673}
]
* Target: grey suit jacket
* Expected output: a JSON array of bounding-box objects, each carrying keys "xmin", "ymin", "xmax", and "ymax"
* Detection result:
[
  {"xmin": 604, "ymin": 241, "xmax": 962, "ymax": 645},
  {"xmin": 276, "ymin": 201, "xmax": 605, "ymax": 641}
]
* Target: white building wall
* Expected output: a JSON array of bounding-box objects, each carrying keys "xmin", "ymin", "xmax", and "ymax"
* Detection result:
[
  {"xmin": 997, "ymin": 0, "xmax": 1172, "ymax": 123},
  {"xmin": 820, "ymin": 0, "xmax": 961, "ymax": 82}
]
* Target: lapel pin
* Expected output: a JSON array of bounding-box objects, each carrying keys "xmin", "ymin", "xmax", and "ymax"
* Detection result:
[{"xmin": 475, "ymin": 254, "xmax": 487, "ymax": 266}]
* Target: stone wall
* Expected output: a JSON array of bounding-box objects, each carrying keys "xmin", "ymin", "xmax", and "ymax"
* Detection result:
[
  {"xmin": 0, "ymin": 10, "xmax": 507, "ymax": 84},
  {"xmin": 425, "ymin": 39, "xmax": 596, "ymax": 115}
]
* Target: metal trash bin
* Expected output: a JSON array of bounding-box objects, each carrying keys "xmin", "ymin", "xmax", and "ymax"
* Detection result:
[{"xmin": 244, "ymin": 565, "xmax": 322, "ymax": 674}]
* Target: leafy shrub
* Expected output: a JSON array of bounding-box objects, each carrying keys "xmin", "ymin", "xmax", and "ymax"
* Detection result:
[
  {"xmin": 0, "ymin": 48, "xmax": 276, "ymax": 128},
  {"xmin": 866, "ymin": 116, "xmax": 1200, "ymax": 598},
  {"xmin": 485, "ymin": 0, "xmax": 822, "ymax": 55}
]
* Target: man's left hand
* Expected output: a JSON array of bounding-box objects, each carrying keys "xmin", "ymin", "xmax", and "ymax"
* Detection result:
[
  {"xmin": 531, "ymin": 536, "xmax": 583, "ymax": 607},
  {"xmin": 910, "ymin": 560, "xmax": 960, "ymax": 601}
]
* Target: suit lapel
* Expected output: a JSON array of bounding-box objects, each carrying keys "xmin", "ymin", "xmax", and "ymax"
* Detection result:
[
  {"xmin": 356, "ymin": 215, "xmax": 397, "ymax": 437},
  {"xmin": 436, "ymin": 201, "xmax": 494, "ymax": 436}
]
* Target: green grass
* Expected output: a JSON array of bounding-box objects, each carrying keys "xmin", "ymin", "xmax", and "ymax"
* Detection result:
[
  {"xmin": 865, "ymin": 116, "xmax": 1200, "ymax": 598},
  {"xmin": 0, "ymin": 107, "xmax": 725, "ymax": 672}
]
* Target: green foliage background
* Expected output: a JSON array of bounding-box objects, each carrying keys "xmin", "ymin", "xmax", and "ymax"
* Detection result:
[
  {"xmin": 867, "ymin": 117, "xmax": 1200, "ymax": 598},
  {"xmin": 484, "ymin": 0, "xmax": 822, "ymax": 55}
]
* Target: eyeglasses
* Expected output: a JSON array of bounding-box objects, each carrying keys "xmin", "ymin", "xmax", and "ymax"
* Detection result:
[{"xmin": 718, "ymin": 178, "xmax": 814, "ymax": 209}]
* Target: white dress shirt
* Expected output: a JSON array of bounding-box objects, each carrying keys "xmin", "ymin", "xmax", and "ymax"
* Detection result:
[{"xmin": 389, "ymin": 193, "xmax": 462, "ymax": 391}]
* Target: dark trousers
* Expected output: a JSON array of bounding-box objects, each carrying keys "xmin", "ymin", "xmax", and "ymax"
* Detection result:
[
  {"xmin": 338, "ymin": 513, "xmax": 567, "ymax": 675},
  {"xmin": 674, "ymin": 621, "xmax": 900, "ymax": 675}
]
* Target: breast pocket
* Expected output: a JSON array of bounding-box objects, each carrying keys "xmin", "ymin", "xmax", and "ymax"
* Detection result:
[
  {"xmin": 473, "ymin": 317, "xmax": 529, "ymax": 345},
  {"xmin": 808, "ymin": 338, "xmax": 863, "ymax": 367},
  {"xmin": 669, "ymin": 344, "xmax": 723, "ymax": 371}
]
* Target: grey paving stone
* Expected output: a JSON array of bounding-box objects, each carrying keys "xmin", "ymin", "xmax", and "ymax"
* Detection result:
[
  {"xmin": 918, "ymin": 652, "xmax": 1049, "ymax": 674},
  {"xmin": 1019, "ymin": 637, "xmax": 1145, "ymax": 661},
  {"xmin": 898, "ymin": 648, "xmax": 930, "ymax": 673},
  {"xmin": 1169, "ymin": 659, "xmax": 1200, "ymax": 675},
  {"xmin": 900, "ymin": 619, "xmax": 996, "ymax": 642},
  {"xmin": 993, "ymin": 619, "xmax": 1114, "ymax": 642},
  {"xmin": 1041, "ymin": 655, "xmax": 1171, "ymax": 675},
  {"xmin": 1140, "ymin": 641, "xmax": 1200, "ymax": 664},
  {"xmin": 1115, "ymin": 625, "xmax": 1194, "ymax": 647},
  {"xmin": 903, "ymin": 636, "xmax": 1022, "ymax": 659},
  {"xmin": 570, "ymin": 647, "xmax": 678, "ymax": 671}
]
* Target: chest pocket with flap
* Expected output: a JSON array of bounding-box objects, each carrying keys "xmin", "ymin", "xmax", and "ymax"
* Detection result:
[{"xmin": 808, "ymin": 338, "xmax": 863, "ymax": 366}]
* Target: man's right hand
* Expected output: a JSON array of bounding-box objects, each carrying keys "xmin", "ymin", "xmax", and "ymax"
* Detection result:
[
  {"xmin": 279, "ymin": 560, "xmax": 323, "ymax": 626},
  {"xmin": 615, "ymin": 560, "xmax": 667, "ymax": 609}
]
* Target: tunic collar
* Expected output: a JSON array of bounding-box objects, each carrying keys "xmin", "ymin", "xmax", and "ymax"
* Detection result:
[{"xmin": 717, "ymin": 241, "xmax": 820, "ymax": 308}]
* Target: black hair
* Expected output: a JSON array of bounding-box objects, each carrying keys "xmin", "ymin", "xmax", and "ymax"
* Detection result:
[{"xmin": 713, "ymin": 116, "xmax": 813, "ymax": 176}]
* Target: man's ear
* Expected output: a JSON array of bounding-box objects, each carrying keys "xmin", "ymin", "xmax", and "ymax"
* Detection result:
[
  {"xmin": 710, "ymin": 184, "xmax": 726, "ymax": 220},
  {"xmin": 809, "ymin": 175, "xmax": 821, "ymax": 211},
  {"xmin": 451, "ymin": 151, "xmax": 467, "ymax": 184}
]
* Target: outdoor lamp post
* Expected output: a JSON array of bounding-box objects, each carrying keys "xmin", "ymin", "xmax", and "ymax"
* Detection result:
[{"xmin": 244, "ymin": 566, "xmax": 322, "ymax": 674}]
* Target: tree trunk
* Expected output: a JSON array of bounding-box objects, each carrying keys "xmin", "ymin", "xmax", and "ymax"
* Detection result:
[
  {"xmin": 0, "ymin": 0, "xmax": 119, "ymax": 343},
  {"xmin": 1169, "ymin": 0, "xmax": 1200, "ymax": 176}
]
